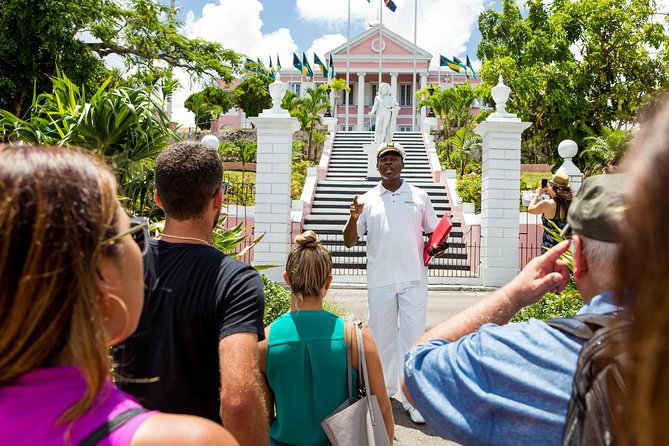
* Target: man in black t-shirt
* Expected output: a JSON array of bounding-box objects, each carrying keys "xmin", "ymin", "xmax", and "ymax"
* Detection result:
[{"xmin": 115, "ymin": 141, "xmax": 267, "ymax": 446}]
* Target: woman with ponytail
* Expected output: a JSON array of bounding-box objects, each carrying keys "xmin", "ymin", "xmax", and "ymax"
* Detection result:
[{"xmin": 259, "ymin": 230, "xmax": 394, "ymax": 445}]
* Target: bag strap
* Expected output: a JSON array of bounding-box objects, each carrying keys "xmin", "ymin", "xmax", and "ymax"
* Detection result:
[
  {"xmin": 354, "ymin": 321, "xmax": 379, "ymax": 426},
  {"xmin": 78, "ymin": 407, "xmax": 148, "ymax": 446},
  {"xmin": 345, "ymin": 321, "xmax": 354, "ymax": 403},
  {"xmin": 547, "ymin": 313, "xmax": 618, "ymax": 340}
]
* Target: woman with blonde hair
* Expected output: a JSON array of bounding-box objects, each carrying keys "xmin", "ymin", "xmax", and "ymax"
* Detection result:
[
  {"xmin": 258, "ymin": 230, "xmax": 394, "ymax": 445},
  {"xmin": 528, "ymin": 171, "xmax": 574, "ymax": 251},
  {"xmin": 0, "ymin": 145, "xmax": 237, "ymax": 445}
]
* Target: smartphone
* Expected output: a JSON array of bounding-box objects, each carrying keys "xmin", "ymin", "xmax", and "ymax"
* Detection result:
[{"xmin": 541, "ymin": 178, "xmax": 548, "ymax": 188}]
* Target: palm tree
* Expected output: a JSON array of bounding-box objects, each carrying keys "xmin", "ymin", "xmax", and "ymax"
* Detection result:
[
  {"xmin": 580, "ymin": 128, "xmax": 631, "ymax": 175},
  {"xmin": 449, "ymin": 127, "xmax": 482, "ymax": 177},
  {"xmin": 288, "ymin": 87, "xmax": 329, "ymax": 161},
  {"xmin": 325, "ymin": 78, "xmax": 350, "ymax": 120}
]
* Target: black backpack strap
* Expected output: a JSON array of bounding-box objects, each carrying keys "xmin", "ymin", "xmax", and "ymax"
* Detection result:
[
  {"xmin": 547, "ymin": 313, "xmax": 618, "ymax": 341},
  {"xmin": 78, "ymin": 408, "xmax": 149, "ymax": 446}
]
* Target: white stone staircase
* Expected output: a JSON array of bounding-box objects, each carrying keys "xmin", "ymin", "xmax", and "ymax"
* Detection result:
[{"xmin": 302, "ymin": 131, "xmax": 475, "ymax": 277}]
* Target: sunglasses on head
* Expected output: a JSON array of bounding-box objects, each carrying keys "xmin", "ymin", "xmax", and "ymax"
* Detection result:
[{"xmin": 212, "ymin": 181, "xmax": 229, "ymax": 198}]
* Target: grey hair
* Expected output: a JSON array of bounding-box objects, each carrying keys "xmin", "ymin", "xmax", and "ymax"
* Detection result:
[{"xmin": 574, "ymin": 234, "xmax": 621, "ymax": 285}]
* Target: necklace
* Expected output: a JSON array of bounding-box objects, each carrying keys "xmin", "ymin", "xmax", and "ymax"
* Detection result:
[{"xmin": 159, "ymin": 233, "xmax": 212, "ymax": 246}]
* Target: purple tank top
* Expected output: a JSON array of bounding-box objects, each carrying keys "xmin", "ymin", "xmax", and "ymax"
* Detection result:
[{"xmin": 0, "ymin": 366, "xmax": 157, "ymax": 446}]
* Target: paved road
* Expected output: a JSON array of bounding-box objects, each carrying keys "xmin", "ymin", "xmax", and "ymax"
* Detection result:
[{"xmin": 326, "ymin": 287, "xmax": 489, "ymax": 446}]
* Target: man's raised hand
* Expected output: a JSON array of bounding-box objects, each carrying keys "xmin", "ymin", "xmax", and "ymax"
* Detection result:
[{"xmin": 349, "ymin": 195, "xmax": 364, "ymax": 219}]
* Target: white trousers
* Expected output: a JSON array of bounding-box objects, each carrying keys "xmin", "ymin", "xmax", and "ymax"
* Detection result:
[{"xmin": 367, "ymin": 278, "xmax": 428, "ymax": 410}]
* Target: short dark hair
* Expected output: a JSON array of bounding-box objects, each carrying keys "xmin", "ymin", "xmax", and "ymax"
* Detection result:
[{"xmin": 155, "ymin": 141, "xmax": 223, "ymax": 220}]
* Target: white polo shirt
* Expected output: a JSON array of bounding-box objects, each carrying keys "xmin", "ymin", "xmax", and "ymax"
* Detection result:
[{"xmin": 355, "ymin": 180, "xmax": 439, "ymax": 288}]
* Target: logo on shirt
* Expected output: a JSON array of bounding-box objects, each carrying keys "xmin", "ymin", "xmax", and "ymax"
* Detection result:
[{"xmin": 403, "ymin": 196, "xmax": 416, "ymax": 206}]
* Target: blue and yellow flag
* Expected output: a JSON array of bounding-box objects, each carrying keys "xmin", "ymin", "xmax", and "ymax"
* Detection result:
[
  {"xmin": 293, "ymin": 53, "xmax": 302, "ymax": 73},
  {"xmin": 302, "ymin": 52, "xmax": 313, "ymax": 78},
  {"xmin": 314, "ymin": 54, "xmax": 328, "ymax": 78},
  {"xmin": 276, "ymin": 54, "xmax": 281, "ymax": 73},
  {"xmin": 268, "ymin": 56, "xmax": 275, "ymax": 79},
  {"xmin": 245, "ymin": 57, "xmax": 257, "ymax": 73},
  {"xmin": 440, "ymin": 55, "xmax": 461, "ymax": 72},
  {"xmin": 329, "ymin": 53, "xmax": 335, "ymax": 78},
  {"xmin": 384, "ymin": 0, "xmax": 397, "ymax": 12},
  {"xmin": 257, "ymin": 58, "xmax": 269, "ymax": 76},
  {"xmin": 466, "ymin": 55, "xmax": 476, "ymax": 79},
  {"xmin": 453, "ymin": 56, "xmax": 466, "ymax": 69}
]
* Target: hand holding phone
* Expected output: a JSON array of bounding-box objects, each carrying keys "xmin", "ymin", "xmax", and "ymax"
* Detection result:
[{"xmin": 541, "ymin": 178, "xmax": 548, "ymax": 188}]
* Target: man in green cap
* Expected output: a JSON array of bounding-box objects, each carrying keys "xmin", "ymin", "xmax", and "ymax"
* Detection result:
[{"xmin": 402, "ymin": 174, "xmax": 627, "ymax": 445}]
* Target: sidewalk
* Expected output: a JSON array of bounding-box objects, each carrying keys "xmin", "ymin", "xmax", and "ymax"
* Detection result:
[{"xmin": 326, "ymin": 287, "xmax": 488, "ymax": 446}]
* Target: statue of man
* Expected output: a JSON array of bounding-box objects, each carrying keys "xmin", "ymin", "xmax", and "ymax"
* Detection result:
[{"xmin": 369, "ymin": 82, "xmax": 400, "ymax": 144}]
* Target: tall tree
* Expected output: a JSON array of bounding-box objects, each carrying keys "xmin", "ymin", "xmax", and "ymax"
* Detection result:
[
  {"xmin": 0, "ymin": 0, "xmax": 241, "ymax": 116},
  {"xmin": 477, "ymin": 0, "xmax": 669, "ymax": 162},
  {"xmin": 185, "ymin": 86, "xmax": 234, "ymax": 130},
  {"xmin": 232, "ymin": 74, "xmax": 273, "ymax": 119}
]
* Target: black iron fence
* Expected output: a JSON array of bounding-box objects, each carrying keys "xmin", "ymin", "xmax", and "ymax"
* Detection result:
[{"xmin": 220, "ymin": 177, "xmax": 256, "ymax": 264}]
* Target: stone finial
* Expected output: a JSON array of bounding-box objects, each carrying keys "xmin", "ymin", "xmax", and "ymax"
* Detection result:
[
  {"xmin": 491, "ymin": 75, "xmax": 511, "ymax": 114},
  {"xmin": 556, "ymin": 139, "xmax": 583, "ymax": 191},
  {"xmin": 268, "ymin": 77, "xmax": 288, "ymax": 114},
  {"xmin": 201, "ymin": 134, "xmax": 219, "ymax": 150},
  {"xmin": 557, "ymin": 139, "xmax": 578, "ymax": 158}
]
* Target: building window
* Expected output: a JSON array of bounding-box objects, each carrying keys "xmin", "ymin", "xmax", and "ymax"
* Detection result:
[
  {"xmin": 370, "ymin": 83, "xmax": 378, "ymax": 105},
  {"xmin": 340, "ymin": 124, "xmax": 355, "ymax": 131},
  {"xmin": 399, "ymin": 84, "xmax": 412, "ymax": 107},
  {"xmin": 399, "ymin": 125, "xmax": 412, "ymax": 132},
  {"xmin": 289, "ymin": 82, "xmax": 301, "ymax": 97},
  {"xmin": 338, "ymin": 84, "xmax": 354, "ymax": 105}
]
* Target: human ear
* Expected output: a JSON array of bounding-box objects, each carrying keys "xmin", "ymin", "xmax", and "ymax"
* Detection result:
[
  {"xmin": 95, "ymin": 262, "xmax": 130, "ymax": 346},
  {"xmin": 572, "ymin": 236, "xmax": 589, "ymax": 279}
]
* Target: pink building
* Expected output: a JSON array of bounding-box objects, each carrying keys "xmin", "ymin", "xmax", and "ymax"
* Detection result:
[{"xmin": 211, "ymin": 23, "xmax": 481, "ymax": 132}]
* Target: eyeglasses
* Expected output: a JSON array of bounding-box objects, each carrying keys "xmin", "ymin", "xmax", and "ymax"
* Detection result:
[
  {"xmin": 102, "ymin": 217, "xmax": 150, "ymax": 256},
  {"xmin": 213, "ymin": 181, "xmax": 229, "ymax": 198}
]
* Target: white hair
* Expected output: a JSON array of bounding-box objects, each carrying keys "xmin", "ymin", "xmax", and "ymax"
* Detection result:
[{"xmin": 574, "ymin": 234, "xmax": 621, "ymax": 286}]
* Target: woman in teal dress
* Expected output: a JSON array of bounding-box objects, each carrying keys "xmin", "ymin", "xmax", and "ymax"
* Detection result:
[{"xmin": 258, "ymin": 231, "xmax": 394, "ymax": 445}]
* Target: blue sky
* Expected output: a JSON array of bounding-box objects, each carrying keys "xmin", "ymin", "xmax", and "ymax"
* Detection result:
[{"xmin": 160, "ymin": 0, "xmax": 498, "ymax": 124}]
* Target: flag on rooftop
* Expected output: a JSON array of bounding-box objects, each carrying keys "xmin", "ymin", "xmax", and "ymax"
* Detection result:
[
  {"xmin": 293, "ymin": 53, "xmax": 302, "ymax": 73},
  {"xmin": 302, "ymin": 52, "xmax": 314, "ymax": 78},
  {"xmin": 276, "ymin": 54, "xmax": 281, "ymax": 73},
  {"xmin": 466, "ymin": 55, "xmax": 476, "ymax": 79},
  {"xmin": 440, "ymin": 55, "xmax": 461, "ymax": 72},
  {"xmin": 384, "ymin": 0, "xmax": 397, "ymax": 11},
  {"xmin": 314, "ymin": 54, "xmax": 328, "ymax": 78}
]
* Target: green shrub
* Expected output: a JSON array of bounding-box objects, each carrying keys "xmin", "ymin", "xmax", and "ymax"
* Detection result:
[
  {"xmin": 511, "ymin": 278, "xmax": 583, "ymax": 322},
  {"xmin": 456, "ymin": 169, "xmax": 482, "ymax": 213},
  {"xmin": 292, "ymin": 159, "xmax": 317, "ymax": 200},
  {"xmin": 262, "ymin": 274, "xmax": 292, "ymax": 325}
]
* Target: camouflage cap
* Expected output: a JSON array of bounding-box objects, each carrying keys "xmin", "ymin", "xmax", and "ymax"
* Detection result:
[{"xmin": 561, "ymin": 174, "xmax": 627, "ymax": 242}]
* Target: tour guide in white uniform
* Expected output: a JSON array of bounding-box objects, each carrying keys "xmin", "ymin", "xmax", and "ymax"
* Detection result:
[{"xmin": 343, "ymin": 141, "xmax": 443, "ymax": 425}]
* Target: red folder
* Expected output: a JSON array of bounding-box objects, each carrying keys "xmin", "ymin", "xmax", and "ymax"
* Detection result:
[{"xmin": 423, "ymin": 212, "xmax": 453, "ymax": 266}]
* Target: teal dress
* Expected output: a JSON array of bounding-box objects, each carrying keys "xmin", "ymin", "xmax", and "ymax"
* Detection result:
[{"xmin": 266, "ymin": 310, "xmax": 359, "ymax": 446}]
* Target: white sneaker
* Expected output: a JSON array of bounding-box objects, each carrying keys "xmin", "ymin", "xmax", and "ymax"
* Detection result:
[{"xmin": 406, "ymin": 406, "xmax": 425, "ymax": 424}]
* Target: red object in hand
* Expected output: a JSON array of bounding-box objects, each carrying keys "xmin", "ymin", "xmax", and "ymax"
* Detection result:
[{"xmin": 423, "ymin": 212, "xmax": 453, "ymax": 266}]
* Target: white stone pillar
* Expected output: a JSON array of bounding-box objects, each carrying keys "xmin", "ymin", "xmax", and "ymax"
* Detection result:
[
  {"xmin": 390, "ymin": 72, "xmax": 398, "ymax": 99},
  {"xmin": 249, "ymin": 76, "xmax": 301, "ymax": 282},
  {"xmin": 474, "ymin": 76, "xmax": 531, "ymax": 287},
  {"xmin": 556, "ymin": 140, "xmax": 583, "ymax": 191},
  {"xmin": 419, "ymin": 73, "xmax": 428, "ymax": 126},
  {"xmin": 357, "ymin": 73, "xmax": 366, "ymax": 130}
]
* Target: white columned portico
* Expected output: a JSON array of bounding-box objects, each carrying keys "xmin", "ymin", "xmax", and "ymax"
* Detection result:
[
  {"xmin": 419, "ymin": 72, "xmax": 428, "ymax": 125},
  {"xmin": 474, "ymin": 76, "xmax": 531, "ymax": 287},
  {"xmin": 357, "ymin": 72, "xmax": 366, "ymax": 130},
  {"xmin": 390, "ymin": 72, "xmax": 398, "ymax": 99},
  {"xmin": 249, "ymin": 76, "xmax": 300, "ymax": 282}
]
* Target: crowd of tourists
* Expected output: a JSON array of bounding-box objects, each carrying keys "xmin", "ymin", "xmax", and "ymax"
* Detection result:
[{"xmin": 2, "ymin": 92, "xmax": 669, "ymax": 446}]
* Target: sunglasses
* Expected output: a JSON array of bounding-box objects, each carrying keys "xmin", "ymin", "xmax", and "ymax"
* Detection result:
[
  {"xmin": 213, "ymin": 181, "xmax": 229, "ymax": 198},
  {"xmin": 102, "ymin": 217, "xmax": 150, "ymax": 256}
]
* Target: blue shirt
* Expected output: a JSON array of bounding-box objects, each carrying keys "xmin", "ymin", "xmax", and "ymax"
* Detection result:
[{"xmin": 403, "ymin": 292, "xmax": 621, "ymax": 446}]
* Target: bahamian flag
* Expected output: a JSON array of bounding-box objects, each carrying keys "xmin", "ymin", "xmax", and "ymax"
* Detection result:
[
  {"xmin": 293, "ymin": 53, "xmax": 302, "ymax": 73},
  {"xmin": 384, "ymin": 0, "xmax": 397, "ymax": 12},
  {"xmin": 302, "ymin": 52, "xmax": 314, "ymax": 78},
  {"xmin": 276, "ymin": 54, "xmax": 281, "ymax": 73},
  {"xmin": 466, "ymin": 55, "xmax": 476, "ymax": 79},
  {"xmin": 440, "ymin": 55, "xmax": 460, "ymax": 72},
  {"xmin": 257, "ymin": 58, "xmax": 268, "ymax": 76},
  {"xmin": 453, "ymin": 56, "xmax": 466, "ymax": 70},
  {"xmin": 245, "ymin": 57, "xmax": 258, "ymax": 73},
  {"xmin": 329, "ymin": 53, "xmax": 335, "ymax": 78},
  {"xmin": 268, "ymin": 56, "xmax": 275, "ymax": 79},
  {"xmin": 314, "ymin": 53, "xmax": 328, "ymax": 78}
]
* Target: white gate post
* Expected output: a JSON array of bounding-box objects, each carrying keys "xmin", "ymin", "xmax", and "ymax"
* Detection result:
[
  {"xmin": 250, "ymin": 75, "xmax": 301, "ymax": 282},
  {"xmin": 474, "ymin": 76, "xmax": 532, "ymax": 287}
]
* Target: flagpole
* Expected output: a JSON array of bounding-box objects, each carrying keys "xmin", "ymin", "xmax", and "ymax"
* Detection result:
[
  {"xmin": 345, "ymin": 0, "xmax": 351, "ymax": 131},
  {"xmin": 379, "ymin": 0, "xmax": 383, "ymax": 89},
  {"xmin": 412, "ymin": 0, "xmax": 417, "ymax": 132}
]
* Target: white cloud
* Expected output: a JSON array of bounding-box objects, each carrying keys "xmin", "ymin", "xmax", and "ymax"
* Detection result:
[
  {"xmin": 296, "ymin": 0, "xmax": 485, "ymax": 68},
  {"xmin": 173, "ymin": 0, "xmax": 299, "ymax": 125},
  {"xmin": 307, "ymin": 33, "xmax": 348, "ymax": 60}
]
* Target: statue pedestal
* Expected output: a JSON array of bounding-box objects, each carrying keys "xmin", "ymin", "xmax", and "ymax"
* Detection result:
[{"xmin": 363, "ymin": 143, "xmax": 380, "ymax": 181}]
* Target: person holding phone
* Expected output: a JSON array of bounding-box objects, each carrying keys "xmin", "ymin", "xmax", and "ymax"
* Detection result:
[{"xmin": 528, "ymin": 171, "xmax": 573, "ymax": 251}]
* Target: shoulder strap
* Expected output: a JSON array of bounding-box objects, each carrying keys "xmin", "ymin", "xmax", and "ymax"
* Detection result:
[
  {"xmin": 345, "ymin": 321, "xmax": 354, "ymax": 403},
  {"xmin": 354, "ymin": 321, "xmax": 379, "ymax": 425},
  {"xmin": 547, "ymin": 313, "xmax": 618, "ymax": 340},
  {"xmin": 78, "ymin": 408, "xmax": 149, "ymax": 446}
]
